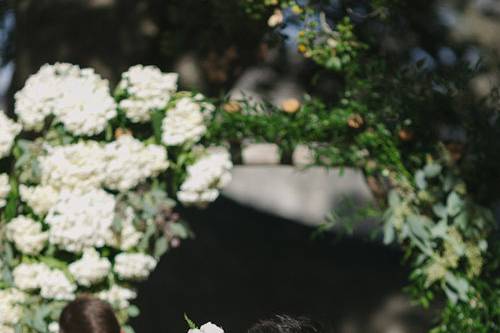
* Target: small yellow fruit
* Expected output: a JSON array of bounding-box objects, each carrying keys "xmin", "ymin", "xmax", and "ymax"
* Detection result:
[
  {"xmin": 223, "ymin": 101, "xmax": 241, "ymax": 113},
  {"xmin": 281, "ymin": 98, "xmax": 301, "ymax": 113}
]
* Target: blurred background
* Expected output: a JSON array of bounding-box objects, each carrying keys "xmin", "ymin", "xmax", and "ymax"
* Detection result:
[{"xmin": 2, "ymin": 0, "xmax": 500, "ymax": 332}]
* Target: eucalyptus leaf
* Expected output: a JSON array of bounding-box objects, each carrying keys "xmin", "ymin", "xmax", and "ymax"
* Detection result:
[
  {"xmin": 423, "ymin": 163, "xmax": 442, "ymax": 178},
  {"xmin": 388, "ymin": 190, "xmax": 400, "ymax": 207},
  {"xmin": 447, "ymin": 192, "xmax": 463, "ymax": 217},
  {"xmin": 383, "ymin": 222, "xmax": 395, "ymax": 244},
  {"xmin": 415, "ymin": 170, "xmax": 427, "ymax": 190},
  {"xmin": 432, "ymin": 204, "xmax": 447, "ymax": 219},
  {"xmin": 127, "ymin": 305, "xmax": 140, "ymax": 318},
  {"xmin": 154, "ymin": 237, "xmax": 169, "ymax": 258}
]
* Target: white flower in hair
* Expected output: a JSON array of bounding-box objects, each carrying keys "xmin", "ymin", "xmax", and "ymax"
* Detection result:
[{"xmin": 188, "ymin": 322, "xmax": 225, "ymax": 333}]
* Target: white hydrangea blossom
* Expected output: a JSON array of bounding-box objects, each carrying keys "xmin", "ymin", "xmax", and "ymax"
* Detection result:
[
  {"xmin": 69, "ymin": 248, "xmax": 111, "ymax": 287},
  {"xmin": 39, "ymin": 141, "xmax": 106, "ymax": 191},
  {"xmin": 14, "ymin": 64, "xmax": 61, "ymax": 131},
  {"xmin": 39, "ymin": 268, "xmax": 76, "ymax": 301},
  {"xmin": 113, "ymin": 253, "xmax": 157, "ymax": 281},
  {"xmin": 0, "ymin": 173, "xmax": 10, "ymax": 208},
  {"xmin": 19, "ymin": 185, "xmax": 59, "ymax": 216},
  {"xmin": 161, "ymin": 97, "xmax": 206, "ymax": 146},
  {"xmin": 12, "ymin": 263, "xmax": 75, "ymax": 300},
  {"xmin": 6, "ymin": 216, "xmax": 48, "ymax": 255},
  {"xmin": 98, "ymin": 285, "xmax": 137, "ymax": 309},
  {"xmin": 14, "ymin": 63, "xmax": 116, "ymax": 135},
  {"xmin": 103, "ymin": 135, "xmax": 169, "ymax": 192},
  {"xmin": 12, "ymin": 263, "xmax": 51, "ymax": 291},
  {"xmin": 45, "ymin": 189, "xmax": 116, "ymax": 253},
  {"xmin": 177, "ymin": 147, "xmax": 233, "ymax": 206},
  {"xmin": 0, "ymin": 111, "xmax": 21, "ymax": 158},
  {"xmin": 118, "ymin": 65, "xmax": 178, "ymax": 123},
  {"xmin": 188, "ymin": 322, "xmax": 225, "ymax": 333},
  {"xmin": 0, "ymin": 288, "xmax": 25, "ymax": 326},
  {"xmin": 105, "ymin": 207, "xmax": 143, "ymax": 251}
]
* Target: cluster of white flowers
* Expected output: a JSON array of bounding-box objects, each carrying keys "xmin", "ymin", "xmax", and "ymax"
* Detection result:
[
  {"xmin": 12, "ymin": 263, "xmax": 75, "ymax": 300},
  {"xmin": 177, "ymin": 148, "xmax": 233, "ymax": 206},
  {"xmin": 45, "ymin": 189, "xmax": 116, "ymax": 253},
  {"xmin": 103, "ymin": 135, "xmax": 169, "ymax": 192},
  {"xmin": 113, "ymin": 253, "xmax": 157, "ymax": 280},
  {"xmin": 0, "ymin": 111, "xmax": 21, "ymax": 158},
  {"xmin": 188, "ymin": 322, "xmax": 225, "ymax": 333},
  {"xmin": 15, "ymin": 63, "xmax": 116, "ymax": 135},
  {"xmin": 118, "ymin": 65, "xmax": 178, "ymax": 123},
  {"xmin": 0, "ymin": 173, "xmax": 10, "ymax": 208},
  {"xmin": 12, "ymin": 263, "xmax": 49, "ymax": 290},
  {"xmin": 0, "ymin": 288, "xmax": 25, "ymax": 327},
  {"xmin": 39, "ymin": 141, "xmax": 106, "ymax": 191},
  {"xmin": 69, "ymin": 248, "xmax": 111, "ymax": 287},
  {"xmin": 98, "ymin": 285, "xmax": 137, "ymax": 309},
  {"xmin": 19, "ymin": 185, "xmax": 59, "ymax": 216},
  {"xmin": 39, "ymin": 269, "xmax": 77, "ymax": 301},
  {"xmin": 162, "ymin": 97, "xmax": 207, "ymax": 146},
  {"xmin": 38, "ymin": 136, "xmax": 169, "ymax": 194},
  {"xmin": 6, "ymin": 216, "xmax": 48, "ymax": 255},
  {"xmin": 3, "ymin": 62, "xmax": 234, "ymax": 332}
]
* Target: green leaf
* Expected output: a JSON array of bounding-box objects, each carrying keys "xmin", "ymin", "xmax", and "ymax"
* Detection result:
[
  {"xmin": 445, "ymin": 273, "xmax": 469, "ymax": 302},
  {"xmin": 154, "ymin": 237, "xmax": 169, "ymax": 258},
  {"xmin": 446, "ymin": 192, "xmax": 463, "ymax": 217},
  {"xmin": 39, "ymin": 256, "xmax": 68, "ymax": 271},
  {"xmin": 184, "ymin": 313, "xmax": 198, "ymax": 330},
  {"xmin": 415, "ymin": 170, "xmax": 427, "ymax": 190},
  {"xmin": 432, "ymin": 204, "xmax": 447, "ymax": 219},
  {"xmin": 127, "ymin": 305, "xmax": 140, "ymax": 318},
  {"xmin": 431, "ymin": 220, "xmax": 448, "ymax": 238},
  {"xmin": 387, "ymin": 190, "xmax": 400, "ymax": 207},
  {"xmin": 151, "ymin": 109, "xmax": 165, "ymax": 144},
  {"xmin": 423, "ymin": 163, "xmax": 442, "ymax": 178},
  {"xmin": 383, "ymin": 222, "xmax": 395, "ymax": 244},
  {"xmin": 123, "ymin": 325, "xmax": 135, "ymax": 333}
]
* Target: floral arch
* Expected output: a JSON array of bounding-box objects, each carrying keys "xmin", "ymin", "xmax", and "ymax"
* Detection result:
[{"xmin": 1, "ymin": 1, "xmax": 500, "ymax": 333}]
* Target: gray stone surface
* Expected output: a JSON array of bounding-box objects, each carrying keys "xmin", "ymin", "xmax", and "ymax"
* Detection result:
[{"xmin": 223, "ymin": 165, "xmax": 374, "ymax": 227}]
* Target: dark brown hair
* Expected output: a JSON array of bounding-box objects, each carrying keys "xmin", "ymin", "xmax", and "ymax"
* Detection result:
[
  {"xmin": 59, "ymin": 296, "xmax": 121, "ymax": 333},
  {"xmin": 248, "ymin": 315, "xmax": 325, "ymax": 333}
]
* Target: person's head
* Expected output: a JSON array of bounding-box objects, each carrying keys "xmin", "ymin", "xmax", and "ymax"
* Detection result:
[
  {"xmin": 248, "ymin": 315, "xmax": 324, "ymax": 333},
  {"xmin": 59, "ymin": 296, "xmax": 121, "ymax": 333}
]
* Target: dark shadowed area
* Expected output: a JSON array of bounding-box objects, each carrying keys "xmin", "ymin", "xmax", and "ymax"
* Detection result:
[{"xmin": 131, "ymin": 196, "xmax": 435, "ymax": 333}]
